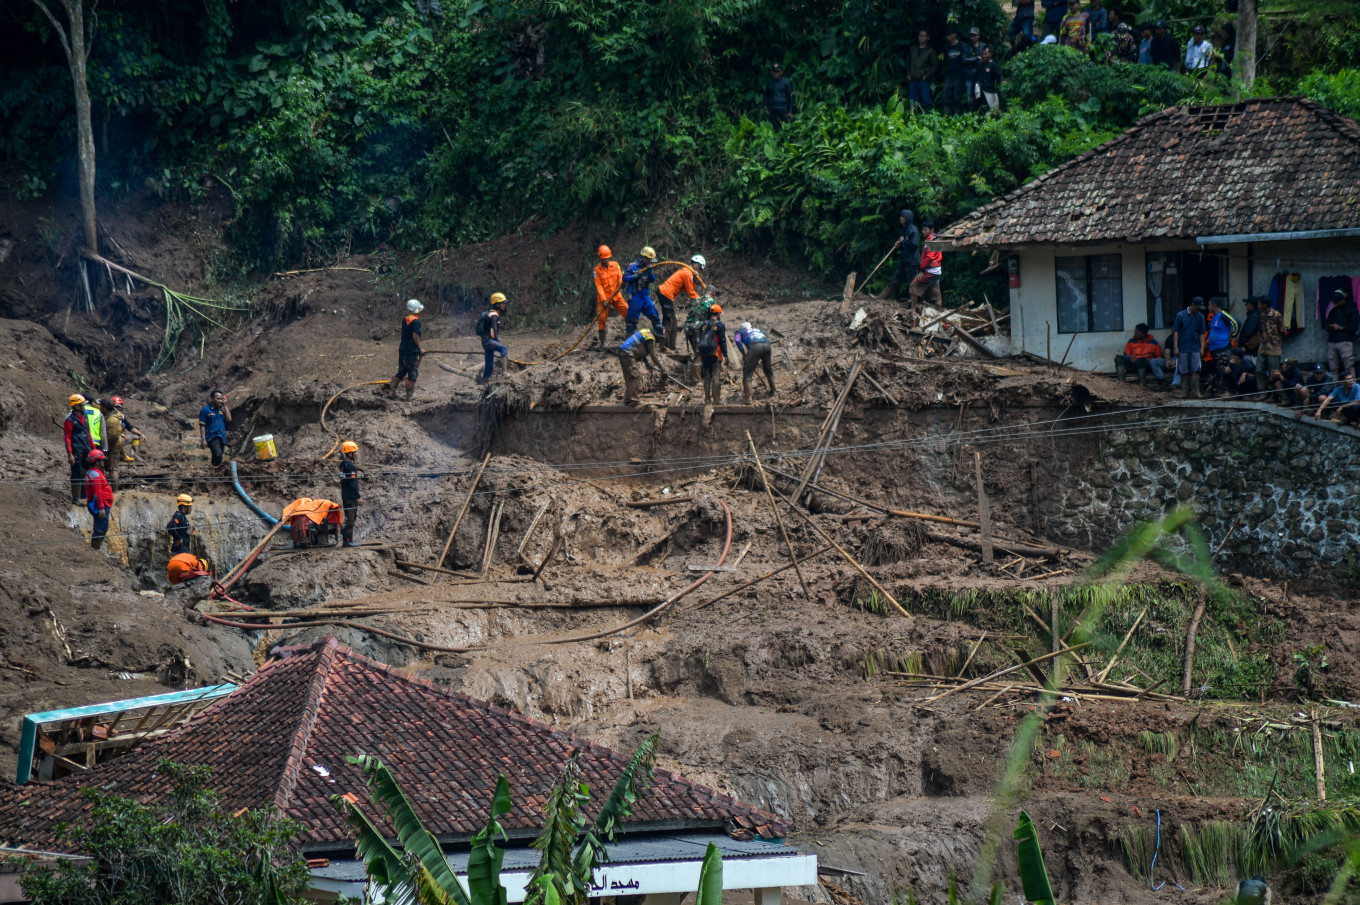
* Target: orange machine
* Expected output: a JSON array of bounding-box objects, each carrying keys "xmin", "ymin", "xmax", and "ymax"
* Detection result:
[{"xmin": 282, "ymin": 498, "xmax": 342, "ymax": 548}]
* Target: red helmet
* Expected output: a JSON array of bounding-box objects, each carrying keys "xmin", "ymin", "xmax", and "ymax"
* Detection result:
[
  {"xmin": 86, "ymin": 449, "xmax": 106, "ymax": 462},
  {"xmin": 110, "ymin": 395, "xmax": 124, "ymax": 406}
]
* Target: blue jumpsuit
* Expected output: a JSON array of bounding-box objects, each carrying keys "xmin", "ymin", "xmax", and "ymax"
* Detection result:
[{"xmin": 622, "ymin": 259, "xmax": 664, "ymax": 339}]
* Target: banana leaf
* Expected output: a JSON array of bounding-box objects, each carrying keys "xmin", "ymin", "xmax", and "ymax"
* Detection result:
[
  {"xmin": 695, "ymin": 842, "xmax": 724, "ymax": 905},
  {"xmin": 1014, "ymin": 811, "xmax": 1056, "ymax": 905}
]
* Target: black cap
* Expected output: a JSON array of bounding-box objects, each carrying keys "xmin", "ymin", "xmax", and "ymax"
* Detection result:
[
  {"xmin": 1190, "ymin": 295, "xmax": 1204, "ymax": 306},
  {"xmin": 1192, "ymin": 24, "xmax": 1206, "ymax": 33},
  {"xmin": 1333, "ymin": 288, "xmax": 1346, "ymax": 298},
  {"xmin": 1155, "ymin": 19, "xmax": 1168, "ymax": 28},
  {"xmin": 969, "ymin": 26, "xmax": 980, "ymax": 35},
  {"xmin": 771, "ymin": 62, "xmax": 782, "ymax": 70}
]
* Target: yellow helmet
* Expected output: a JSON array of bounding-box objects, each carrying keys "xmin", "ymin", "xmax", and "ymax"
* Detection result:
[
  {"xmin": 69, "ymin": 394, "xmax": 86, "ymax": 407},
  {"xmin": 341, "ymin": 441, "xmax": 359, "ymax": 454},
  {"xmin": 176, "ymin": 494, "xmax": 194, "ymax": 506},
  {"xmin": 490, "ymin": 292, "xmax": 507, "ymax": 307},
  {"xmin": 638, "ymin": 329, "xmax": 655, "ymax": 342},
  {"xmin": 639, "ymin": 246, "xmax": 657, "ymax": 261}
]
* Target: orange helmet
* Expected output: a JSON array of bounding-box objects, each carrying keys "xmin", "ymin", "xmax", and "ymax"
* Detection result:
[
  {"xmin": 710, "ymin": 304, "xmax": 722, "ymax": 315},
  {"xmin": 598, "ymin": 245, "xmax": 612, "ymax": 259},
  {"xmin": 86, "ymin": 449, "xmax": 106, "ymax": 462},
  {"xmin": 69, "ymin": 394, "xmax": 86, "ymax": 407},
  {"xmin": 341, "ymin": 441, "xmax": 359, "ymax": 454}
]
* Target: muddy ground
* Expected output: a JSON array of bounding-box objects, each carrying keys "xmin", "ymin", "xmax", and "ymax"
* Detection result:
[{"xmin": 1, "ymin": 192, "xmax": 1358, "ymax": 903}]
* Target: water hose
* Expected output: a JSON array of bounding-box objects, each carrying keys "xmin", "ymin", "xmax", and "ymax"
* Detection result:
[
  {"xmin": 198, "ymin": 612, "xmax": 473, "ymax": 653},
  {"xmin": 231, "ymin": 461, "xmax": 278, "ymax": 526}
]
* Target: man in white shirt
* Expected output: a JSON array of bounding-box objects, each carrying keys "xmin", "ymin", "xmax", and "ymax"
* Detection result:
[{"xmin": 1184, "ymin": 24, "xmax": 1212, "ymax": 71}]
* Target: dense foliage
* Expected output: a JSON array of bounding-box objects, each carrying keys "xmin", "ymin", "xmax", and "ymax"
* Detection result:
[
  {"xmin": 20, "ymin": 760, "xmax": 311, "ymax": 905},
  {"xmin": 2, "ymin": 0, "xmax": 1356, "ymax": 280}
]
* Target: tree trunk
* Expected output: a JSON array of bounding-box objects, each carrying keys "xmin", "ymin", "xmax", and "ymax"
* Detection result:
[
  {"xmin": 1236, "ymin": 0, "xmax": 1257, "ymax": 90},
  {"xmin": 34, "ymin": 0, "xmax": 98, "ymax": 255}
]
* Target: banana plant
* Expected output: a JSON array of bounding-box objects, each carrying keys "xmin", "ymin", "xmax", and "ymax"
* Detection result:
[
  {"xmin": 1014, "ymin": 811, "xmax": 1057, "ymax": 905},
  {"xmin": 333, "ymin": 732, "xmax": 662, "ymax": 905}
]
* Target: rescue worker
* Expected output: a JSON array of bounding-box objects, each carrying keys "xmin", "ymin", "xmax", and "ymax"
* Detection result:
[
  {"xmin": 167, "ymin": 493, "xmax": 195, "ymax": 555},
  {"xmin": 695, "ymin": 304, "xmax": 730, "ymax": 405},
  {"xmin": 101, "ymin": 396, "xmax": 146, "ymax": 491},
  {"xmin": 617, "ymin": 328, "xmax": 666, "ymax": 405},
  {"xmin": 198, "ymin": 389, "xmax": 232, "ymax": 466},
  {"xmin": 621, "ymin": 247, "xmax": 664, "ymax": 341},
  {"xmin": 63, "ymin": 394, "xmax": 94, "ymax": 502},
  {"xmin": 593, "ymin": 245, "xmax": 627, "ymax": 350},
  {"xmin": 477, "ymin": 294, "xmax": 509, "ymax": 383},
  {"xmin": 384, "ymin": 298, "xmax": 425, "ymax": 400},
  {"xmin": 84, "ymin": 449, "xmax": 113, "ymax": 550},
  {"xmin": 684, "ymin": 294, "xmax": 719, "ymax": 356},
  {"xmin": 734, "ymin": 322, "xmax": 776, "ymax": 404},
  {"xmin": 876, "ymin": 210, "xmax": 920, "ymax": 299},
  {"xmin": 167, "ymin": 552, "xmax": 210, "ymax": 586},
  {"xmin": 339, "ymin": 440, "xmax": 362, "ymax": 548},
  {"xmin": 83, "ymin": 397, "xmax": 106, "ymax": 460},
  {"xmin": 657, "ymin": 255, "xmax": 706, "ymax": 352}
]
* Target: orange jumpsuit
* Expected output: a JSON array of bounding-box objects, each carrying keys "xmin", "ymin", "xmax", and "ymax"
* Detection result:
[
  {"xmin": 658, "ymin": 266, "xmax": 699, "ymax": 309},
  {"xmin": 167, "ymin": 552, "xmax": 208, "ymax": 585},
  {"xmin": 594, "ymin": 261, "xmax": 626, "ymax": 329}
]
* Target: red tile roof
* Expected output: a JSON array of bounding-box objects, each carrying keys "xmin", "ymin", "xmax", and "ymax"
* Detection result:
[
  {"xmin": 0, "ymin": 638, "xmax": 789, "ymax": 852},
  {"xmin": 940, "ymin": 98, "xmax": 1360, "ymax": 248}
]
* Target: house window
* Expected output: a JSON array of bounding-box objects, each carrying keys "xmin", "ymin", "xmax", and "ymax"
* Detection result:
[{"xmin": 1055, "ymin": 254, "xmax": 1123, "ymax": 334}]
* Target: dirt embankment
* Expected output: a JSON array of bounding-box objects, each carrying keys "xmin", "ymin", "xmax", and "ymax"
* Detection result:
[{"xmin": 2, "ymin": 193, "xmax": 1358, "ymax": 903}]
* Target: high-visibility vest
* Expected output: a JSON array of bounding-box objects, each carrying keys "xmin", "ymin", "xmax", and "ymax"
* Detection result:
[{"xmin": 83, "ymin": 405, "xmax": 105, "ymax": 446}]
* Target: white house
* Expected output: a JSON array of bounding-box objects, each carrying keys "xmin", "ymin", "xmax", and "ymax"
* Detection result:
[{"xmin": 937, "ymin": 97, "xmax": 1360, "ymax": 372}]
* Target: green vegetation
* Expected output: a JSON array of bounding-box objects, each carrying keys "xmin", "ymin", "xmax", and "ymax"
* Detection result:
[
  {"xmin": 5, "ymin": 0, "xmax": 1358, "ymax": 296},
  {"xmin": 20, "ymin": 760, "xmax": 311, "ymax": 905}
]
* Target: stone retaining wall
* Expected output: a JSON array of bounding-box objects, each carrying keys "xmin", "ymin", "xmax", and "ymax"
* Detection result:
[{"xmin": 1046, "ymin": 403, "xmax": 1360, "ymax": 580}]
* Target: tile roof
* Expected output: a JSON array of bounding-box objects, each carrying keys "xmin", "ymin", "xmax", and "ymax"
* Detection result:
[
  {"xmin": 940, "ymin": 97, "xmax": 1360, "ymax": 248},
  {"xmin": 0, "ymin": 638, "xmax": 789, "ymax": 852}
]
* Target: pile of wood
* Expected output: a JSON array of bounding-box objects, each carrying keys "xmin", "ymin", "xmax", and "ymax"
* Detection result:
[{"xmin": 905, "ymin": 302, "xmax": 1010, "ymax": 360}]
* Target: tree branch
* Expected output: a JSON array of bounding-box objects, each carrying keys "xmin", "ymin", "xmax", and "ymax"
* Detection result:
[{"xmin": 31, "ymin": 0, "xmax": 73, "ymax": 62}]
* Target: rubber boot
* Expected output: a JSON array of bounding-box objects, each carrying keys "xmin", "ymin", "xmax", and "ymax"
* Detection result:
[
  {"xmin": 664, "ymin": 314, "xmax": 678, "ymax": 350},
  {"xmin": 1115, "ymin": 360, "xmax": 1127, "ymax": 382},
  {"xmin": 1138, "ymin": 369, "xmax": 1147, "ymax": 388},
  {"xmin": 765, "ymin": 374, "xmax": 776, "ymax": 397},
  {"xmin": 743, "ymin": 374, "xmax": 753, "ymax": 405},
  {"xmin": 404, "ymin": 381, "xmax": 415, "ymax": 400},
  {"xmin": 623, "ymin": 371, "xmax": 639, "ymax": 405},
  {"xmin": 1181, "ymin": 375, "xmax": 1191, "ymax": 398},
  {"xmin": 597, "ymin": 329, "xmax": 608, "ymax": 351},
  {"xmin": 1190, "ymin": 373, "xmax": 1202, "ymax": 398},
  {"xmin": 874, "ymin": 279, "xmax": 900, "ymax": 300}
]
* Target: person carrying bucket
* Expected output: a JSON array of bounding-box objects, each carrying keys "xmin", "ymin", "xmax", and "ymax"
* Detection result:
[{"xmin": 339, "ymin": 441, "xmax": 362, "ymax": 548}]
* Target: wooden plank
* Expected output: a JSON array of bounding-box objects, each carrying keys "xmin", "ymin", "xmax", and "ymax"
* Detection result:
[{"xmin": 974, "ymin": 451, "xmax": 993, "ymax": 565}]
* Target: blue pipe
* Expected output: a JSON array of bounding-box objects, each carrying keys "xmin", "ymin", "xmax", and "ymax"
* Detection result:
[{"xmin": 231, "ymin": 461, "xmax": 278, "ymax": 526}]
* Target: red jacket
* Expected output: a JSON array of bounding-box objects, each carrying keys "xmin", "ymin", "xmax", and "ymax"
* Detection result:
[
  {"xmin": 1124, "ymin": 337, "xmax": 1162, "ymax": 361},
  {"xmin": 919, "ymin": 234, "xmax": 942, "ymax": 272},
  {"xmin": 85, "ymin": 467, "xmax": 114, "ymax": 510}
]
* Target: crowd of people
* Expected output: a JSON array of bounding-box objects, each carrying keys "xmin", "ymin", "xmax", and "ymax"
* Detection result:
[
  {"xmin": 763, "ymin": 13, "xmax": 1235, "ymax": 120},
  {"xmin": 1113, "ymin": 291, "xmax": 1360, "ymax": 426}
]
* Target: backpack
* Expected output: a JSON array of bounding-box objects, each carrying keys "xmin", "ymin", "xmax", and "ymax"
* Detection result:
[
  {"xmin": 475, "ymin": 311, "xmax": 491, "ymax": 338},
  {"xmin": 697, "ymin": 320, "xmax": 719, "ymax": 354}
]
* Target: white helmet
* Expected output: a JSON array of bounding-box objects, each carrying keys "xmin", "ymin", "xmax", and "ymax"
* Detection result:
[
  {"xmin": 406, "ymin": 298, "xmax": 424, "ymax": 313},
  {"xmin": 691, "ymin": 254, "xmax": 707, "ymax": 270},
  {"xmin": 742, "ymin": 322, "xmax": 752, "ymax": 331}
]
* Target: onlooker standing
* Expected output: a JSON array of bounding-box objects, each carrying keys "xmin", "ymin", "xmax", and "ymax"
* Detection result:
[
  {"xmin": 1254, "ymin": 296, "xmax": 1284, "ymax": 390},
  {"xmin": 198, "ymin": 389, "xmax": 232, "ymax": 467},
  {"xmin": 1041, "ymin": 0, "xmax": 1069, "ymax": 38},
  {"xmin": 1184, "ymin": 24, "xmax": 1213, "ymax": 71},
  {"xmin": 1150, "ymin": 21, "xmax": 1179, "ymax": 69},
  {"xmin": 1009, "ymin": 0, "xmax": 1036, "ymax": 42},
  {"xmin": 942, "ymin": 28, "xmax": 968, "ymax": 115},
  {"xmin": 1204, "ymin": 297, "xmax": 1238, "ymax": 396},
  {"xmin": 1088, "ymin": 0, "xmax": 1109, "ymax": 34},
  {"xmin": 1315, "ymin": 372, "xmax": 1360, "ymax": 424},
  {"xmin": 84, "ymin": 449, "xmax": 113, "ymax": 551},
  {"xmin": 907, "ymin": 29, "xmax": 939, "ymax": 111},
  {"xmin": 1170, "ymin": 296, "xmax": 1206, "ymax": 398},
  {"xmin": 1114, "ymin": 323, "xmax": 1165, "ymax": 385},
  {"xmin": 1323, "ymin": 288, "xmax": 1358, "ymax": 378},
  {"xmin": 764, "ymin": 63, "xmax": 794, "ymax": 128},
  {"xmin": 877, "ymin": 209, "xmax": 920, "ymax": 300},
  {"xmin": 1137, "ymin": 22, "xmax": 1155, "ymax": 64},
  {"xmin": 978, "ymin": 47, "xmax": 1002, "ymax": 111},
  {"xmin": 1060, "ymin": 0, "xmax": 1092, "ymax": 52},
  {"xmin": 964, "ymin": 28, "xmax": 986, "ymax": 110},
  {"xmin": 1107, "ymin": 8, "xmax": 1138, "ymax": 62},
  {"xmin": 1216, "ymin": 23, "xmax": 1236, "ymax": 75}
]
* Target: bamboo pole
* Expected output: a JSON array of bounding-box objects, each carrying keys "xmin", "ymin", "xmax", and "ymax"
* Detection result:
[
  {"xmin": 748, "ymin": 432, "xmax": 810, "ymax": 600},
  {"xmin": 435, "ymin": 452, "xmax": 491, "ymax": 577},
  {"xmin": 920, "ymin": 642, "xmax": 1092, "ymax": 705},
  {"xmin": 1095, "ymin": 607, "xmax": 1147, "ymax": 683},
  {"xmin": 688, "ymin": 544, "xmax": 835, "ymax": 613},
  {"xmin": 777, "ymin": 493, "xmax": 910, "ymax": 618},
  {"xmin": 1313, "ymin": 709, "xmax": 1327, "ymax": 801}
]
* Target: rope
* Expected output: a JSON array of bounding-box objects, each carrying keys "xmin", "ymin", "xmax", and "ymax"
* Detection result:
[{"xmin": 320, "ymin": 380, "xmax": 390, "ymax": 459}]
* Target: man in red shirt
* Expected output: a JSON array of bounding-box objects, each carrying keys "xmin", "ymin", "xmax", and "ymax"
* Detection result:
[
  {"xmin": 84, "ymin": 449, "xmax": 114, "ymax": 550},
  {"xmin": 907, "ymin": 222, "xmax": 943, "ymax": 306}
]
